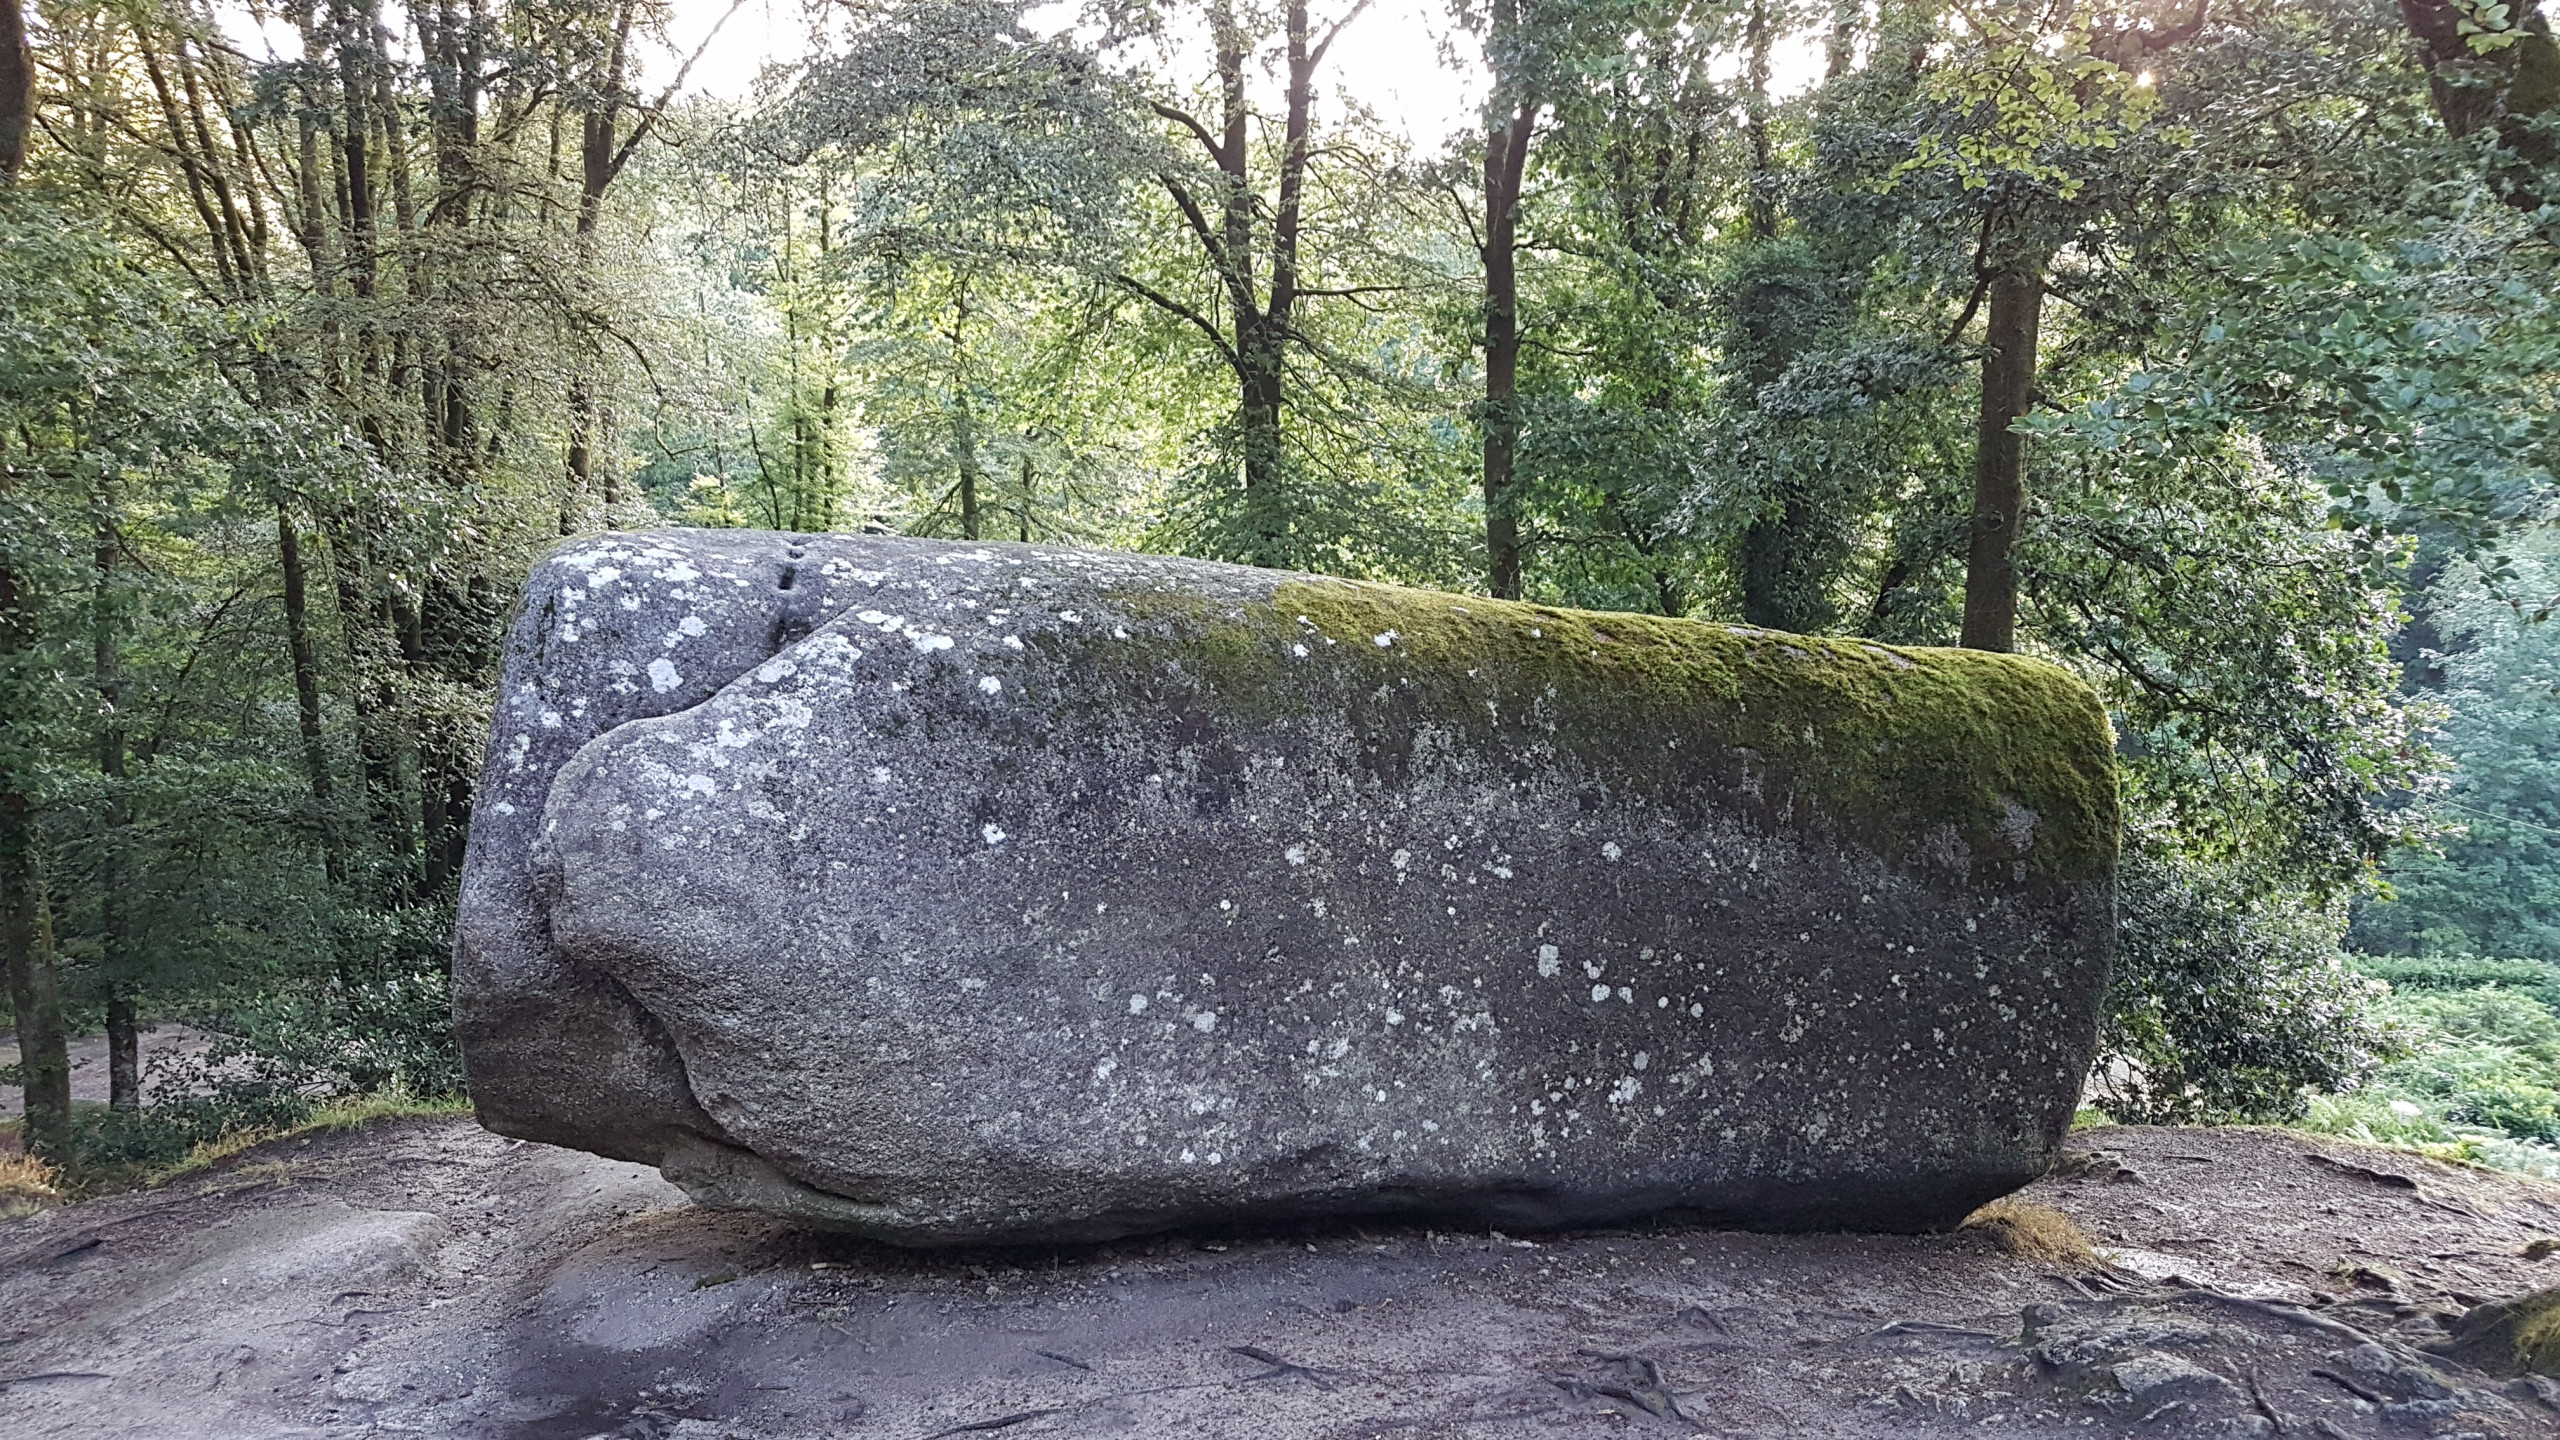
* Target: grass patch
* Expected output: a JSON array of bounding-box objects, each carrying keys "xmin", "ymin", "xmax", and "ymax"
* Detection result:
[
  {"xmin": 22, "ymin": 1088, "xmax": 474, "ymax": 1201},
  {"xmin": 150, "ymin": 1089, "xmax": 473, "ymax": 1186},
  {"xmin": 1962, "ymin": 1197, "xmax": 2098, "ymax": 1268},
  {"xmin": 0, "ymin": 1148, "xmax": 63, "ymax": 1219}
]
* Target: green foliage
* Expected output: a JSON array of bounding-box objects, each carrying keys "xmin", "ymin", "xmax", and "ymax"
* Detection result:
[
  {"xmin": 2093, "ymin": 843, "xmax": 2396, "ymax": 1124},
  {"xmin": 2357, "ymin": 537, "xmax": 2560, "ymax": 960},
  {"xmin": 2352, "ymin": 953, "xmax": 2560, "ymax": 1007},
  {"xmin": 2297, "ymin": 963, "xmax": 2560, "ymax": 1178}
]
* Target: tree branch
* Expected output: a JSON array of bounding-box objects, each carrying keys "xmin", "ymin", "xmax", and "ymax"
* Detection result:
[
  {"xmin": 1150, "ymin": 100, "xmax": 1222, "ymax": 159},
  {"xmin": 1112, "ymin": 272, "xmax": 1241, "ymax": 368}
]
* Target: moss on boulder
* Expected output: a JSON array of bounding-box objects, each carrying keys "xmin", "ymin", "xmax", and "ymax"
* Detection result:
[{"xmin": 1105, "ymin": 575, "xmax": 2117, "ymax": 896}]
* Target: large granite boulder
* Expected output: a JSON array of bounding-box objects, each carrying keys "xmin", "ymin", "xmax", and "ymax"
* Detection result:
[{"xmin": 456, "ymin": 530, "xmax": 2117, "ymax": 1245}]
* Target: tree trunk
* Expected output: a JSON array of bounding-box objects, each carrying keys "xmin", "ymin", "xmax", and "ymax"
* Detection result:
[
  {"xmin": 1480, "ymin": 104, "xmax": 1534, "ymax": 601},
  {"xmin": 2, "ymin": 790, "xmax": 69, "ymax": 1159},
  {"xmin": 2397, "ymin": 0, "xmax": 2560, "ymax": 204},
  {"xmin": 1, "ymin": 0, "xmax": 33, "ymax": 184},
  {"xmin": 279, "ymin": 507, "xmax": 342, "ymax": 883},
  {"xmin": 1742, "ymin": 0, "xmax": 1776, "ymax": 237},
  {"xmin": 1741, "ymin": 494, "xmax": 1831, "ymax": 632},
  {"xmin": 1, "ymin": 544, "xmax": 68, "ymax": 1155},
  {"xmin": 1233, "ymin": 307, "xmax": 1288, "ymax": 562},
  {"xmin": 95, "ymin": 495, "xmax": 137, "ymax": 1113},
  {"xmin": 1733, "ymin": 0, "xmax": 1831, "ymax": 634},
  {"xmin": 326, "ymin": 540, "xmax": 414, "ymax": 890},
  {"xmin": 0, "ymin": 275, "xmax": 67, "ymax": 1155},
  {"xmin": 564, "ymin": 379, "xmax": 593, "ymax": 532},
  {"xmin": 1960, "ymin": 262, "xmax": 2043, "ymax": 653},
  {"xmin": 563, "ymin": 0, "xmax": 636, "ymax": 526}
]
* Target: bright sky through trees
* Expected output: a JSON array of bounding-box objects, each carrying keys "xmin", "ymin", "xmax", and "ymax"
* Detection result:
[
  {"xmin": 649, "ymin": 0, "xmax": 1829, "ymax": 141},
  {"xmin": 217, "ymin": 0, "xmax": 1829, "ymax": 146}
]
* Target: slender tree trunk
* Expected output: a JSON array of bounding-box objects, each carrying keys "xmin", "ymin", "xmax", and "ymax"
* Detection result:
[
  {"xmin": 3, "ymin": 53, "xmax": 65, "ymax": 1134},
  {"xmin": 1960, "ymin": 262, "xmax": 2043, "ymax": 653},
  {"xmin": 1481, "ymin": 103, "xmax": 1534, "ymax": 601},
  {"xmin": 564, "ymin": 0, "xmax": 636, "ymax": 524},
  {"xmin": 564, "ymin": 378, "xmax": 594, "ymax": 531},
  {"xmin": 2, "ymin": 792, "xmax": 68, "ymax": 1159},
  {"xmin": 950, "ymin": 287, "xmax": 981, "ymax": 541},
  {"xmin": 94, "ymin": 496, "xmax": 137, "ymax": 1113},
  {"xmin": 279, "ymin": 507, "xmax": 342, "ymax": 884},
  {"xmin": 953, "ymin": 389, "xmax": 981, "ymax": 541},
  {"xmin": 1, "ymin": 0, "xmax": 34, "ymax": 184},
  {"xmin": 327, "ymin": 542, "xmax": 413, "ymax": 889},
  {"xmin": 0, "ymin": 543, "xmax": 69, "ymax": 1157}
]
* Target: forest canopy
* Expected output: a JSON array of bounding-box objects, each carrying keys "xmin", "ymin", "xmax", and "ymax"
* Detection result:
[{"xmin": 3, "ymin": 0, "xmax": 2559, "ymax": 1171}]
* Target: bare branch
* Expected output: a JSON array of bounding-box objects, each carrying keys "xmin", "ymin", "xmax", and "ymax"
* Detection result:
[
  {"xmin": 1150, "ymin": 100, "xmax": 1223, "ymax": 159},
  {"xmin": 1112, "ymin": 272, "xmax": 1241, "ymax": 368}
]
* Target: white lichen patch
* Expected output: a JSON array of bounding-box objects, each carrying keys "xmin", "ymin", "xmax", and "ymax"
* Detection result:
[
  {"xmin": 647, "ymin": 658, "xmax": 681, "ymax": 693},
  {"xmin": 1538, "ymin": 944, "xmax": 1561, "ymax": 978}
]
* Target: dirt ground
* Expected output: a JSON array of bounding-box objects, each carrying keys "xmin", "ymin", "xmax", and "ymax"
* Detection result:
[
  {"xmin": 1, "ymin": 1027, "xmax": 215, "ymax": 1121},
  {"xmin": 4, "ymin": 1120, "xmax": 2559, "ymax": 1439}
]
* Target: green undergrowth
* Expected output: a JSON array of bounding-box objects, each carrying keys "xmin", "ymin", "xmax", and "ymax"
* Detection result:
[
  {"xmin": 1099, "ymin": 576, "xmax": 2119, "ymax": 892},
  {"xmin": 7, "ymin": 1088, "xmax": 472, "ymax": 1205},
  {"xmin": 2291, "ymin": 956, "xmax": 2560, "ymax": 1181}
]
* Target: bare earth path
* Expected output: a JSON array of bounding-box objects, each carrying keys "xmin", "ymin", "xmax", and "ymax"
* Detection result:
[{"xmin": 4, "ymin": 1120, "xmax": 2559, "ymax": 1438}]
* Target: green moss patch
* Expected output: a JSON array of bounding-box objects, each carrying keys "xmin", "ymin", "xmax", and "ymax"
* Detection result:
[
  {"xmin": 2437, "ymin": 1283, "xmax": 2560, "ymax": 1375},
  {"xmin": 1093, "ymin": 575, "xmax": 2116, "ymax": 893}
]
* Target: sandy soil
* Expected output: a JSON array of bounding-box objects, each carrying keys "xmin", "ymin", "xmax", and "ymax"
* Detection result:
[{"xmin": 4, "ymin": 1120, "xmax": 2559, "ymax": 1438}]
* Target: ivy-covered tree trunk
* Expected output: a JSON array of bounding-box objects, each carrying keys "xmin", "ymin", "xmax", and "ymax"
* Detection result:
[
  {"xmin": 2398, "ymin": 0, "xmax": 2560, "ymax": 205},
  {"xmin": 1733, "ymin": 0, "xmax": 1834, "ymax": 635},
  {"xmin": 1960, "ymin": 261, "xmax": 2043, "ymax": 653}
]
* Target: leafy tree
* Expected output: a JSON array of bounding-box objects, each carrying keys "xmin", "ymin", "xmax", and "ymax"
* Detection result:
[{"xmin": 2358, "ymin": 537, "xmax": 2560, "ymax": 960}]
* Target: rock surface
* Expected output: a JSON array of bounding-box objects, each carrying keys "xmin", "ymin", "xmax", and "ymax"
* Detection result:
[
  {"xmin": 6, "ymin": 1122, "xmax": 2557, "ymax": 1440},
  {"xmin": 456, "ymin": 530, "xmax": 2117, "ymax": 1243}
]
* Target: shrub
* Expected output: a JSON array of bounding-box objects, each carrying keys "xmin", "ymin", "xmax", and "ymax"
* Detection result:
[{"xmin": 2093, "ymin": 847, "xmax": 2396, "ymax": 1124}]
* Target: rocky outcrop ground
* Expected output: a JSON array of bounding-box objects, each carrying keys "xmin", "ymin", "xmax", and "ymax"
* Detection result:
[{"xmin": 3, "ymin": 1119, "xmax": 2558, "ymax": 1438}]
